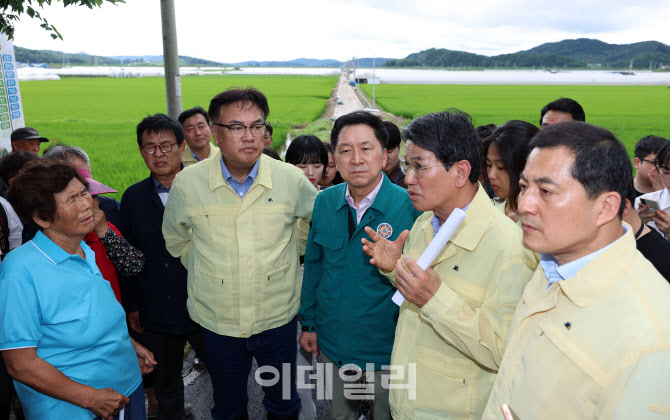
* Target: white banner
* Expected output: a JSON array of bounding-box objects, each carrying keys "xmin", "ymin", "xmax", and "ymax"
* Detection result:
[{"xmin": 0, "ymin": 35, "xmax": 26, "ymax": 156}]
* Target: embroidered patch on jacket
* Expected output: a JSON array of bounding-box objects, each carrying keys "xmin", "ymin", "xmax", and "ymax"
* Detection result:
[
  {"xmin": 268, "ymin": 198, "xmax": 273, "ymax": 202},
  {"xmin": 377, "ymin": 223, "xmax": 393, "ymax": 239},
  {"xmin": 564, "ymin": 322, "xmax": 571, "ymax": 330},
  {"xmin": 453, "ymin": 265, "xmax": 459, "ymax": 271}
]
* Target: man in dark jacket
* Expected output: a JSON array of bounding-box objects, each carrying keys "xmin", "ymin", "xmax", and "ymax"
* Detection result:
[{"xmin": 119, "ymin": 114, "xmax": 206, "ymax": 420}]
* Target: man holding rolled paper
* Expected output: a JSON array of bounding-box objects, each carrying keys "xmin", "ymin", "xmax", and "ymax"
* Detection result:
[{"xmin": 363, "ymin": 109, "xmax": 537, "ymax": 420}]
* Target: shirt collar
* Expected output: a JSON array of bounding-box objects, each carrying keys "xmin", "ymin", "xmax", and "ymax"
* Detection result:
[
  {"xmin": 431, "ymin": 201, "xmax": 472, "ymax": 237},
  {"xmin": 30, "ymin": 230, "xmax": 93, "ymax": 265},
  {"xmin": 220, "ymin": 156, "xmax": 260, "ymax": 185},
  {"xmin": 191, "ymin": 149, "xmax": 202, "ymax": 162},
  {"xmin": 540, "ymin": 224, "xmax": 629, "ymax": 285},
  {"xmin": 344, "ymin": 174, "xmax": 384, "ymax": 209}
]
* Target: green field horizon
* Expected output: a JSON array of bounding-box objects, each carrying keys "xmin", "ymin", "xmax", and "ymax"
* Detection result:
[
  {"xmin": 20, "ymin": 74, "xmax": 337, "ymax": 199},
  {"xmin": 361, "ymin": 84, "xmax": 670, "ymax": 157}
]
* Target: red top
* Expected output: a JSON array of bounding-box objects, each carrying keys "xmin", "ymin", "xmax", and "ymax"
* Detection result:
[{"xmin": 85, "ymin": 222, "xmax": 122, "ymax": 304}]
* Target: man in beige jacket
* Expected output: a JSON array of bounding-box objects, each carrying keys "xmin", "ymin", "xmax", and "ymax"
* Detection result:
[
  {"xmin": 483, "ymin": 122, "xmax": 670, "ymax": 419},
  {"xmin": 364, "ymin": 110, "xmax": 537, "ymax": 419}
]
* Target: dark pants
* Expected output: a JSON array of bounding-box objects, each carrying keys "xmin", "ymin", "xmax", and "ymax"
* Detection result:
[
  {"xmin": 94, "ymin": 383, "xmax": 146, "ymax": 420},
  {"xmin": 141, "ymin": 329, "xmax": 207, "ymax": 420},
  {"xmin": 203, "ymin": 318, "xmax": 301, "ymax": 420}
]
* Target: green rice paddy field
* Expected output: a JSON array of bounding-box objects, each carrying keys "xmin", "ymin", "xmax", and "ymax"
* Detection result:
[
  {"xmin": 21, "ymin": 75, "xmax": 337, "ymax": 199},
  {"xmin": 20, "ymin": 75, "xmax": 669, "ymax": 198},
  {"xmin": 361, "ymin": 84, "xmax": 670, "ymax": 159}
]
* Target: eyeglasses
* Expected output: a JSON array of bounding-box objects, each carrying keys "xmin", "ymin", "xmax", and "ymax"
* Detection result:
[
  {"xmin": 141, "ymin": 141, "xmax": 177, "ymax": 155},
  {"xmin": 212, "ymin": 122, "xmax": 266, "ymax": 138},
  {"xmin": 400, "ymin": 160, "xmax": 445, "ymax": 179},
  {"xmin": 641, "ymin": 158, "xmax": 657, "ymax": 165}
]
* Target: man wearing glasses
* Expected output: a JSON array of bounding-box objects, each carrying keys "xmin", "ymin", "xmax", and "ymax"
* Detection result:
[
  {"xmin": 632, "ymin": 135, "xmax": 667, "ymax": 198},
  {"xmin": 636, "ymin": 141, "xmax": 670, "ymax": 239},
  {"xmin": 163, "ymin": 88, "xmax": 318, "ymax": 420},
  {"xmin": 119, "ymin": 114, "xmax": 206, "ymax": 420},
  {"xmin": 363, "ymin": 110, "xmax": 537, "ymax": 420}
]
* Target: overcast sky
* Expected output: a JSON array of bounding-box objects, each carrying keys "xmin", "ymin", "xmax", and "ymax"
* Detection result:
[{"xmin": 10, "ymin": 0, "xmax": 670, "ymax": 63}]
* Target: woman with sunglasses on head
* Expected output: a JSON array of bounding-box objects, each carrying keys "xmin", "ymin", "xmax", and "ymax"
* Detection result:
[
  {"xmin": 483, "ymin": 120, "xmax": 539, "ymax": 223},
  {"xmin": 635, "ymin": 141, "xmax": 670, "ymax": 239}
]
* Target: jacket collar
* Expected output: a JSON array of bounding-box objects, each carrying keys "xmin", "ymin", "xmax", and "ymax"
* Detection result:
[
  {"xmin": 208, "ymin": 151, "xmax": 273, "ymax": 192},
  {"xmin": 336, "ymin": 173, "xmax": 391, "ymax": 213}
]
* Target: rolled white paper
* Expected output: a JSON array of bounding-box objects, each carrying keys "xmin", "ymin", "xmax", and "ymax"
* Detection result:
[
  {"xmin": 392, "ymin": 208, "xmax": 467, "ymax": 306},
  {"xmin": 119, "ymin": 407, "xmax": 125, "ymax": 420}
]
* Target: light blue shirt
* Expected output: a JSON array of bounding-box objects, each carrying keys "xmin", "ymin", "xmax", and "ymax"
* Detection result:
[
  {"xmin": 431, "ymin": 203, "xmax": 471, "ymax": 237},
  {"xmin": 540, "ymin": 225, "xmax": 629, "ymax": 289},
  {"xmin": 220, "ymin": 157, "xmax": 260, "ymax": 198},
  {"xmin": 0, "ymin": 231, "xmax": 141, "ymax": 419},
  {"xmin": 191, "ymin": 149, "xmax": 202, "ymax": 162}
]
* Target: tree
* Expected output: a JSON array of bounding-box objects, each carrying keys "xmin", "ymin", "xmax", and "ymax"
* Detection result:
[{"xmin": 0, "ymin": 0, "xmax": 124, "ymax": 40}]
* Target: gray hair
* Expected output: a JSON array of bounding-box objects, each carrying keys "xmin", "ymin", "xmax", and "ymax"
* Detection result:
[{"xmin": 42, "ymin": 145, "xmax": 90, "ymax": 166}]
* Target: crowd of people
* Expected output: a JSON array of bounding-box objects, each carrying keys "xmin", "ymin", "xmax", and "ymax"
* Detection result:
[{"xmin": 0, "ymin": 89, "xmax": 669, "ymax": 420}]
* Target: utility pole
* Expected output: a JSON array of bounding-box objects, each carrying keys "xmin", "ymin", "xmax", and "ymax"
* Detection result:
[
  {"xmin": 372, "ymin": 55, "xmax": 376, "ymax": 108},
  {"xmin": 160, "ymin": 0, "xmax": 182, "ymax": 119}
]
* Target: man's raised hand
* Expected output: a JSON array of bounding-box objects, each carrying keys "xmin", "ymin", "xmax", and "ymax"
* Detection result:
[{"xmin": 362, "ymin": 227, "xmax": 409, "ymax": 272}]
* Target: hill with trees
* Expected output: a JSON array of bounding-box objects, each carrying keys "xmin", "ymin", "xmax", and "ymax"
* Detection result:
[{"xmin": 383, "ymin": 39, "xmax": 670, "ymax": 69}]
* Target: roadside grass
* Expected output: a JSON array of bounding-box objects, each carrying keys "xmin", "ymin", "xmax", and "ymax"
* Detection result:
[
  {"xmin": 360, "ymin": 84, "xmax": 670, "ymax": 157},
  {"xmin": 20, "ymin": 74, "xmax": 337, "ymax": 199}
]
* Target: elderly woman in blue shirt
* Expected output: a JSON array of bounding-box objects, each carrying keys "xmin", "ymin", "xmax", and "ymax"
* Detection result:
[{"xmin": 0, "ymin": 160, "xmax": 156, "ymax": 420}]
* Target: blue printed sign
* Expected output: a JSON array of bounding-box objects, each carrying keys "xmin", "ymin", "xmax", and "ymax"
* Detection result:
[
  {"xmin": 7, "ymin": 88, "xmax": 16, "ymax": 95},
  {"xmin": 9, "ymin": 103, "xmax": 18, "ymax": 111},
  {"xmin": 11, "ymin": 111, "xmax": 20, "ymax": 119},
  {"xmin": 8, "ymin": 96, "xmax": 18, "ymax": 103},
  {"xmin": 2, "ymin": 54, "xmax": 12, "ymax": 63},
  {"xmin": 4, "ymin": 71, "xmax": 14, "ymax": 79},
  {"xmin": 3, "ymin": 63, "xmax": 13, "ymax": 71},
  {"xmin": 6, "ymin": 80, "xmax": 15, "ymax": 87}
]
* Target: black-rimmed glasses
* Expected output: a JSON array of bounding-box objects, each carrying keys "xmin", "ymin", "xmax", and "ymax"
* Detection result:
[
  {"xmin": 212, "ymin": 122, "xmax": 266, "ymax": 138},
  {"xmin": 141, "ymin": 141, "xmax": 176, "ymax": 155}
]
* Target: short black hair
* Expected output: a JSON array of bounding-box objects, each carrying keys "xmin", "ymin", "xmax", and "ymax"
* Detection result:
[
  {"xmin": 265, "ymin": 122, "xmax": 274, "ymax": 136},
  {"xmin": 262, "ymin": 147, "xmax": 281, "ymax": 160},
  {"xmin": 178, "ymin": 106, "xmax": 210, "ymax": 125},
  {"xmin": 331, "ymin": 111, "xmax": 388, "ymax": 151},
  {"xmin": 540, "ymin": 97, "xmax": 585, "ymax": 126},
  {"xmin": 634, "ymin": 135, "xmax": 667, "ymax": 160},
  {"xmin": 136, "ymin": 113, "xmax": 185, "ymax": 147},
  {"xmin": 0, "ymin": 151, "xmax": 40, "ymax": 184},
  {"xmin": 8, "ymin": 160, "xmax": 88, "ymax": 228},
  {"xmin": 383, "ymin": 121, "xmax": 402, "ymax": 150},
  {"xmin": 476, "ymin": 124, "xmax": 497, "ymax": 140},
  {"xmin": 483, "ymin": 120, "xmax": 539, "ymax": 212},
  {"xmin": 208, "ymin": 88, "xmax": 269, "ymax": 123},
  {"xmin": 529, "ymin": 121, "xmax": 631, "ymax": 217},
  {"xmin": 403, "ymin": 108, "xmax": 482, "ymax": 183},
  {"xmin": 655, "ymin": 141, "xmax": 670, "ymax": 169},
  {"xmin": 285, "ymin": 135, "xmax": 328, "ymax": 176}
]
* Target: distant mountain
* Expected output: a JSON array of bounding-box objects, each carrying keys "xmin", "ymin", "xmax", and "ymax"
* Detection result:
[
  {"xmin": 230, "ymin": 57, "xmax": 390, "ymax": 68},
  {"xmin": 14, "ymin": 47, "xmax": 223, "ymax": 67},
  {"xmin": 384, "ymin": 39, "xmax": 670, "ymax": 69}
]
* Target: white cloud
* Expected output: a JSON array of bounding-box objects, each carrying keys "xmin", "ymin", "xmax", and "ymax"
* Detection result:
[{"xmin": 10, "ymin": 0, "xmax": 670, "ymax": 62}]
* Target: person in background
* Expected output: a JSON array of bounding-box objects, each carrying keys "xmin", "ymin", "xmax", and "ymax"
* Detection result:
[
  {"xmin": 539, "ymin": 97, "xmax": 585, "ymax": 128},
  {"xmin": 285, "ymin": 135, "xmax": 328, "ymax": 189},
  {"xmin": 0, "ymin": 160, "xmax": 155, "ymax": 420},
  {"xmin": 262, "ymin": 147, "xmax": 281, "ymax": 160},
  {"xmin": 162, "ymin": 88, "xmax": 317, "ymax": 420},
  {"xmin": 300, "ymin": 111, "xmax": 420, "ymax": 420},
  {"xmin": 284, "ymin": 134, "xmax": 327, "ymax": 420},
  {"xmin": 635, "ymin": 141, "xmax": 670, "ymax": 239},
  {"xmin": 476, "ymin": 124, "xmax": 497, "ymax": 199},
  {"xmin": 483, "ymin": 120, "xmax": 539, "ymax": 223},
  {"xmin": 0, "ymin": 152, "xmax": 40, "ymax": 244},
  {"xmin": 382, "ymin": 121, "xmax": 407, "ymax": 189},
  {"xmin": 622, "ymin": 195, "xmax": 670, "ymax": 281},
  {"xmin": 120, "ymin": 114, "xmax": 205, "ymax": 420},
  {"xmin": 77, "ymin": 169, "xmax": 145, "ymax": 304},
  {"xmin": 362, "ymin": 109, "xmax": 537, "ymax": 419},
  {"xmin": 318, "ymin": 142, "xmax": 343, "ymax": 190},
  {"xmin": 9, "ymin": 127, "xmax": 48, "ymax": 155},
  {"xmin": 263, "ymin": 122, "xmax": 274, "ymax": 148},
  {"xmin": 632, "ymin": 135, "xmax": 667, "ymax": 197},
  {"xmin": 482, "ymin": 122, "xmax": 670, "ymax": 419},
  {"xmin": 178, "ymin": 106, "xmax": 220, "ymax": 167}
]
